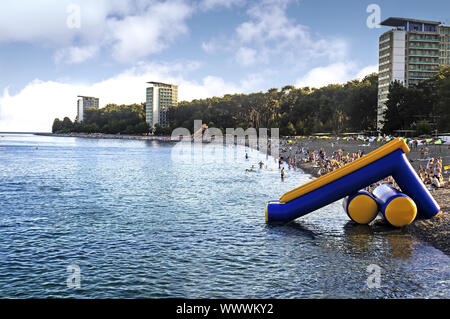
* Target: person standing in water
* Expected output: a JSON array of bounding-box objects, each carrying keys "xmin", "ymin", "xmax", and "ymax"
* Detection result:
[{"xmin": 281, "ymin": 167, "xmax": 285, "ymax": 181}]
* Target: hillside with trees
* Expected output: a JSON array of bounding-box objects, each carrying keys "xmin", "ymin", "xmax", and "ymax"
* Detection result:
[
  {"xmin": 52, "ymin": 68, "xmax": 449, "ymax": 136},
  {"xmin": 382, "ymin": 67, "xmax": 450, "ymax": 135},
  {"xmin": 170, "ymin": 73, "xmax": 378, "ymax": 136},
  {"xmin": 52, "ymin": 103, "xmax": 149, "ymax": 135}
]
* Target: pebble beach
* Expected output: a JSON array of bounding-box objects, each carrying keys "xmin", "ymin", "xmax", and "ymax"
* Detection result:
[{"xmin": 279, "ymin": 136, "xmax": 450, "ymax": 255}]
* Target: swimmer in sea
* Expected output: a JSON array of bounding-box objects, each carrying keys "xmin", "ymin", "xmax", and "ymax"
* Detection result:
[
  {"xmin": 259, "ymin": 161, "xmax": 264, "ymax": 169},
  {"xmin": 246, "ymin": 165, "xmax": 256, "ymax": 173}
]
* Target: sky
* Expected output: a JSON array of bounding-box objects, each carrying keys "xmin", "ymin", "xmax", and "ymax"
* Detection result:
[{"xmin": 0, "ymin": 0, "xmax": 449, "ymax": 132}]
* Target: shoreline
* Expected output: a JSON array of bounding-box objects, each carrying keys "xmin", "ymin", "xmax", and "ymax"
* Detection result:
[
  {"xmin": 296, "ymin": 161, "xmax": 449, "ymax": 255},
  {"xmin": 284, "ymin": 138, "xmax": 449, "ymax": 256},
  {"xmin": 35, "ymin": 132, "xmax": 175, "ymax": 142}
]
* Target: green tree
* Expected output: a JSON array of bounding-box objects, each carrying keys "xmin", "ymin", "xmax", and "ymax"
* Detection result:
[
  {"xmin": 414, "ymin": 120, "xmax": 433, "ymax": 136},
  {"xmin": 436, "ymin": 67, "xmax": 450, "ymax": 132},
  {"xmin": 59, "ymin": 117, "xmax": 74, "ymax": 133},
  {"xmin": 52, "ymin": 118, "xmax": 63, "ymax": 133},
  {"xmin": 382, "ymin": 81, "xmax": 412, "ymax": 134}
]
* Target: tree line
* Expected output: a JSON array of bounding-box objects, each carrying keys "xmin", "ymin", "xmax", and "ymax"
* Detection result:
[
  {"xmin": 52, "ymin": 103, "xmax": 150, "ymax": 135},
  {"xmin": 52, "ymin": 67, "xmax": 449, "ymax": 136},
  {"xmin": 170, "ymin": 73, "xmax": 379, "ymax": 136},
  {"xmin": 382, "ymin": 67, "xmax": 450, "ymax": 135}
]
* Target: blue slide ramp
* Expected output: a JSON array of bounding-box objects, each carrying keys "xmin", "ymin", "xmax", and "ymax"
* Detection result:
[{"xmin": 266, "ymin": 138, "xmax": 440, "ymax": 223}]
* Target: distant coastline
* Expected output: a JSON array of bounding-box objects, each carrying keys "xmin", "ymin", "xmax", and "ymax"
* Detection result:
[{"xmin": 34, "ymin": 132, "xmax": 174, "ymax": 142}]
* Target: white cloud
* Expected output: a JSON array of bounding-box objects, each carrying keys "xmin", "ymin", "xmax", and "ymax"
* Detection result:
[
  {"xmin": 0, "ymin": 61, "xmax": 263, "ymax": 132},
  {"xmin": 0, "ymin": 80, "xmax": 84, "ymax": 133},
  {"xmin": 356, "ymin": 64, "xmax": 378, "ymax": 79},
  {"xmin": 107, "ymin": 1, "xmax": 193, "ymax": 62},
  {"xmin": 54, "ymin": 45, "xmax": 99, "ymax": 64},
  {"xmin": 235, "ymin": 47, "xmax": 258, "ymax": 66},
  {"xmin": 0, "ymin": 0, "xmax": 193, "ymax": 63},
  {"xmin": 295, "ymin": 62, "xmax": 376, "ymax": 88},
  {"xmin": 235, "ymin": 0, "xmax": 308, "ymax": 44},
  {"xmin": 202, "ymin": 0, "xmax": 349, "ymax": 69},
  {"xmin": 201, "ymin": 41, "xmax": 216, "ymax": 53},
  {"xmin": 0, "ymin": 0, "xmax": 112, "ymax": 45},
  {"xmin": 198, "ymin": 0, "xmax": 245, "ymax": 11}
]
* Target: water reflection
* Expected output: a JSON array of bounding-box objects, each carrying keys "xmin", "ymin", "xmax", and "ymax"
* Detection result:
[
  {"xmin": 343, "ymin": 222, "xmax": 375, "ymax": 253},
  {"xmin": 273, "ymin": 218, "xmax": 416, "ymax": 262},
  {"xmin": 266, "ymin": 221, "xmax": 317, "ymax": 241},
  {"xmin": 385, "ymin": 233, "xmax": 415, "ymax": 259}
]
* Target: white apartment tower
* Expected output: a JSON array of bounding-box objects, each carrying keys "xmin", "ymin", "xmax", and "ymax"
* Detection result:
[
  {"xmin": 377, "ymin": 17, "xmax": 450, "ymax": 131},
  {"xmin": 145, "ymin": 82, "xmax": 178, "ymax": 128},
  {"xmin": 76, "ymin": 95, "xmax": 99, "ymax": 122}
]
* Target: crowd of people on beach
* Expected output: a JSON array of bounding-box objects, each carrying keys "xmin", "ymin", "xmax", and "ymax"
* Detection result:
[
  {"xmin": 417, "ymin": 157, "xmax": 446, "ymax": 189},
  {"xmin": 243, "ymin": 134, "xmax": 449, "ymax": 193},
  {"xmin": 275, "ymin": 141, "xmax": 449, "ymax": 191},
  {"xmin": 278, "ymin": 144, "xmax": 365, "ymax": 176}
]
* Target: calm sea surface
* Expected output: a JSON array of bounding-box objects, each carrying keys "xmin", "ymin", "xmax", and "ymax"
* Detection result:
[{"xmin": 0, "ymin": 133, "xmax": 448, "ymax": 298}]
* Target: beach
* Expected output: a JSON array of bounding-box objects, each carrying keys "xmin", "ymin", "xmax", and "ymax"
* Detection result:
[{"xmin": 279, "ymin": 136, "xmax": 450, "ymax": 255}]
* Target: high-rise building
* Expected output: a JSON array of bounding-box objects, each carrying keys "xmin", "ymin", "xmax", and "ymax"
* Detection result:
[
  {"xmin": 76, "ymin": 95, "xmax": 99, "ymax": 122},
  {"xmin": 145, "ymin": 81, "xmax": 178, "ymax": 128},
  {"xmin": 377, "ymin": 17, "xmax": 450, "ymax": 130}
]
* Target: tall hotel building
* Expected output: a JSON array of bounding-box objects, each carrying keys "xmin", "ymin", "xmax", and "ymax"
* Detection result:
[
  {"xmin": 145, "ymin": 82, "xmax": 178, "ymax": 128},
  {"xmin": 76, "ymin": 95, "xmax": 99, "ymax": 122},
  {"xmin": 377, "ymin": 17, "xmax": 450, "ymax": 130}
]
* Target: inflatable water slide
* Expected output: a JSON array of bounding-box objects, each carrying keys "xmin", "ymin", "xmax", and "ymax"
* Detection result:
[{"xmin": 266, "ymin": 138, "xmax": 440, "ymax": 223}]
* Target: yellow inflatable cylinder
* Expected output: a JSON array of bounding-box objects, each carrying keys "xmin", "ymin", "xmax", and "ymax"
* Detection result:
[
  {"xmin": 342, "ymin": 190, "xmax": 379, "ymax": 224},
  {"xmin": 372, "ymin": 184, "xmax": 417, "ymax": 227}
]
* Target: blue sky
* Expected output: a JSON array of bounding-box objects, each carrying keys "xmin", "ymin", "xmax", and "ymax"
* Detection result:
[{"xmin": 0, "ymin": 0, "xmax": 449, "ymax": 131}]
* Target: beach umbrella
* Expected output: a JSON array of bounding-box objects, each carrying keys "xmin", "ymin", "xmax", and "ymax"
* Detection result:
[{"xmin": 434, "ymin": 139, "xmax": 442, "ymax": 145}]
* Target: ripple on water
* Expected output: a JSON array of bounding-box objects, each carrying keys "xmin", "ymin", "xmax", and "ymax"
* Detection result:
[{"xmin": 0, "ymin": 134, "xmax": 448, "ymax": 298}]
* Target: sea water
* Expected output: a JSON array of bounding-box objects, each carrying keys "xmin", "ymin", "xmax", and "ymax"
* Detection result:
[{"xmin": 0, "ymin": 133, "xmax": 448, "ymax": 298}]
